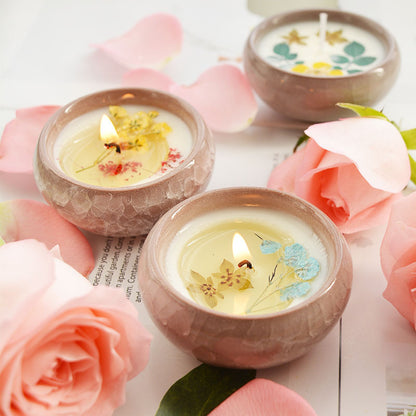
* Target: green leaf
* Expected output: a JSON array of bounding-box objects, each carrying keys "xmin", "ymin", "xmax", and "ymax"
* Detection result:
[
  {"xmin": 353, "ymin": 56, "xmax": 377, "ymax": 66},
  {"xmin": 408, "ymin": 154, "xmax": 416, "ymax": 185},
  {"xmin": 155, "ymin": 364, "xmax": 256, "ymax": 416},
  {"xmin": 273, "ymin": 43, "xmax": 290, "ymax": 57},
  {"xmin": 336, "ymin": 103, "xmax": 389, "ymax": 120},
  {"xmin": 401, "ymin": 129, "xmax": 416, "ymax": 149},
  {"xmin": 294, "ymin": 133, "xmax": 310, "ymax": 152},
  {"xmin": 347, "ymin": 69, "xmax": 362, "ymax": 74},
  {"xmin": 344, "ymin": 41, "xmax": 365, "ymax": 57},
  {"xmin": 287, "ymin": 53, "xmax": 297, "ymax": 60},
  {"xmin": 330, "ymin": 55, "xmax": 349, "ymax": 64}
]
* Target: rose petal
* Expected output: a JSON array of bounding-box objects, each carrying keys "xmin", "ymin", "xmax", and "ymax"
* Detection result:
[
  {"xmin": 383, "ymin": 257, "xmax": 416, "ymax": 327},
  {"xmin": 122, "ymin": 65, "xmax": 258, "ymax": 132},
  {"xmin": 381, "ymin": 192, "xmax": 416, "ymax": 278},
  {"xmin": 0, "ymin": 199, "xmax": 94, "ymax": 276},
  {"xmin": 171, "ymin": 65, "xmax": 257, "ymax": 132},
  {"xmin": 305, "ymin": 118, "xmax": 410, "ymax": 193},
  {"xmin": 208, "ymin": 378, "xmax": 317, "ymax": 416},
  {"xmin": 0, "ymin": 240, "xmax": 54, "ymax": 356},
  {"xmin": 122, "ymin": 68, "xmax": 175, "ymax": 91},
  {"xmin": 93, "ymin": 13, "xmax": 182, "ymax": 70},
  {"xmin": 0, "ymin": 106, "xmax": 60, "ymax": 173}
]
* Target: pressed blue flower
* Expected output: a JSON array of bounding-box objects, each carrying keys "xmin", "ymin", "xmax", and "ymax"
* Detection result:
[
  {"xmin": 296, "ymin": 257, "xmax": 320, "ymax": 280},
  {"xmin": 283, "ymin": 243, "xmax": 307, "ymax": 267},
  {"xmin": 260, "ymin": 239, "xmax": 281, "ymax": 254},
  {"xmin": 280, "ymin": 281, "xmax": 311, "ymax": 301}
]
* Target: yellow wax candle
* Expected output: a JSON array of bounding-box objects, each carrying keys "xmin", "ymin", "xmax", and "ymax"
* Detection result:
[
  {"xmin": 55, "ymin": 105, "xmax": 192, "ymax": 187},
  {"xmin": 166, "ymin": 207, "xmax": 328, "ymax": 316}
]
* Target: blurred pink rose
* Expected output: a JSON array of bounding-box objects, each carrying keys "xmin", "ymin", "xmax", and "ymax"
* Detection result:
[
  {"xmin": 0, "ymin": 239, "xmax": 152, "ymax": 416},
  {"xmin": 381, "ymin": 192, "xmax": 416, "ymax": 329},
  {"xmin": 268, "ymin": 118, "xmax": 410, "ymax": 234}
]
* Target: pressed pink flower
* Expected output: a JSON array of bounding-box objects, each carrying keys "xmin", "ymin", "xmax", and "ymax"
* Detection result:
[
  {"xmin": 268, "ymin": 118, "xmax": 410, "ymax": 234},
  {"xmin": 93, "ymin": 13, "xmax": 182, "ymax": 69},
  {"xmin": 122, "ymin": 65, "xmax": 258, "ymax": 132},
  {"xmin": 0, "ymin": 106, "xmax": 60, "ymax": 173},
  {"xmin": 0, "ymin": 239, "xmax": 152, "ymax": 416},
  {"xmin": 208, "ymin": 378, "xmax": 317, "ymax": 415},
  {"xmin": 0, "ymin": 199, "xmax": 94, "ymax": 276},
  {"xmin": 381, "ymin": 192, "xmax": 416, "ymax": 329}
]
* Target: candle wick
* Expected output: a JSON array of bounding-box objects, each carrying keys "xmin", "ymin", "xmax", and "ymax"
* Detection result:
[
  {"xmin": 254, "ymin": 233, "xmax": 263, "ymax": 241},
  {"xmin": 238, "ymin": 260, "xmax": 253, "ymax": 269},
  {"xmin": 319, "ymin": 12, "xmax": 328, "ymax": 50}
]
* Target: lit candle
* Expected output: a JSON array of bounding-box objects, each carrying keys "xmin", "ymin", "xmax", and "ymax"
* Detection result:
[
  {"xmin": 256, "ymin": 12, "xmax": 384, "ymax": 77},
  {"xmin": 34, "ymin": 88, "xmax": 214, "ymax": 236},
  {"xmin": 55, "ymin": 105, "xmax": 192, "ymax": 187},
  {"xmin": 138, "ymin": 187, "xmax": 352, "ymax": 368},
  {"xmin": 165, "ymin": 207, "xmax": 328, "ymax": 316}
]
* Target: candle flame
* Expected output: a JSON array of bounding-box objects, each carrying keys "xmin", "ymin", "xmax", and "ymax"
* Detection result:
[
  {"xmin": 232, "ymin": 232, "xmax": 251, "ymax": 261},
  {"xmin": 100, "ymin": 114, "xmax": 119, "ymax": 143}
]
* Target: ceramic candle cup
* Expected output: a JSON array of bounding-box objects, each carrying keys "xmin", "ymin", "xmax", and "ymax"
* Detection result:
[
  {"xmin": 138, "ymin": 187, "xmax": 353, "ymax": 369},
  {"xmin": 34, "ymin": 88, "xmax": 214, "ymax": 236},
  {"xmin": 244, "ymin": 9, "xmax": 400, "ymax": 122}
]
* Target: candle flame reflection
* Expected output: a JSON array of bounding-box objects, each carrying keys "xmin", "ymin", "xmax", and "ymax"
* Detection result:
[
  {"xmin": 100, "ymin": 114, "xmax": 119, "ymax": 143},
  {"xmin": 232, "ymin": 232, "xmax": 251, "ymax": 262}
]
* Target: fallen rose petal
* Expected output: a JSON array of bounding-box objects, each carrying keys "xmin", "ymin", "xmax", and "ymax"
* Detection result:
[
  {"xmin": 381, "ymin": 192, "xmax": 416, "ymax": 278},
  {"xmin": 0, "ymin": 199, "xmax": 94, "ymax": 276},
  {"xmin": 123, "ymin": 65, "xmax": 258, "ymax": 132},
  {"xmin": 305, "ymin": 118, "xmax": 410, "ymax": 193},
  {"xmin": 208, "ymin": 378, "xmax": 317, "ymax": 416},
  {"xmin": 93, "ymin": 13, "xmax": 182, "ymax": 70},
  {"xmin": 0, "ymin": 239, "xmax": 152, "ymax": 416},
  {"xmin": 171, "ymin": 65, "xmax": 258, "ymax": 132},
  {"xmin": 0, "ymin": 106, "xmax": 59, "ymax": 173},
  {"xmin": 122, "ymin": 67, "xmax": 175, "ymax": 91}
]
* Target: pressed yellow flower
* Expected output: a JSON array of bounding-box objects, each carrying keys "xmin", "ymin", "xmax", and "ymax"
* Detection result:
[
  {"xmin": 187, "ymin": 270, "xmax": 224, "ymax": 308},
  {"xmin": 325, "ymin": 29, "xmax": 348, "ymax": 46},
  {"xmin": 282, "ymin": 29, "xmax": 308, "ymax": 45},
  {"xmin": 212, "ymin": 259, "xmax": 253, "ymax": 291},
  {"xmin": 291, "ymin": 62, "xmax": 344, "ymax": 77}
]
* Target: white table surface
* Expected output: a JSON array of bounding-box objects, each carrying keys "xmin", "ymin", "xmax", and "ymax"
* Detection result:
[{"xmin": 1, "ymin": 1, "xmax": 416, "ymax": 415}]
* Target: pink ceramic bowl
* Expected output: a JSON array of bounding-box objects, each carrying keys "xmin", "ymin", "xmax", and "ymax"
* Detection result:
[
  {"xmin": 34, "ymin": 88, "xmax": 214, "ymax": 236},
  {"xmin": 244, "ymin": 9, "xmax": 400, "ymax": 122},
  {"xmin": 138, "ymin": 187, "xmax": 353, "ymax": 369}
]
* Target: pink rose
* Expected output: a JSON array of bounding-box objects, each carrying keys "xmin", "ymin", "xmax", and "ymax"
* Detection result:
[
  {"xmin": 381, "ymin": 192, "xmax": 416, "ymax": 329},
  {"xmin": 0, "ymin": 239, "xmax": 152, "ymax": 416},
  {"xmin": 268, "ymin": 118, "xmax": 410, "ymax": 234}
]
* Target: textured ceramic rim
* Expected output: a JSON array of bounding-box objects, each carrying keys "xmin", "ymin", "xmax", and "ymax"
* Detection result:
[
  {"xmin": 246, "ymin": 8, "xmax": 399, "ymax": 82},
  {"xmin": 37, "ymin": 88, "xmax": 210, "ymax": 192},
  {"xmin": 144, "ymin": 186, "xmax": 348, "ymax": 320}
]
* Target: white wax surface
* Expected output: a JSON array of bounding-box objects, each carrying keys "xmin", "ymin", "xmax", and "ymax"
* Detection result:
[
  {"xmin": 54, "ymin": 105, "xmax": 193, "ymax": 186},
  {"xmin": 257, "ymin": 20, "xmax": 385, "ymax": 77},
  {"xmin": 165, "ymin": 207, "xmax": 329, "ymax": 313}
]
